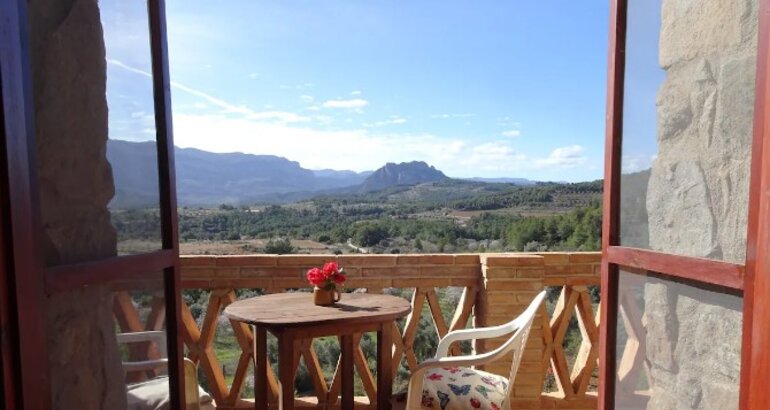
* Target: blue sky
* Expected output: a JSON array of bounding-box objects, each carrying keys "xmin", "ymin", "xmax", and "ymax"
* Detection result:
[{"xmin": 103, "ymin": 1, "xmax": 617, "ymax": 182}]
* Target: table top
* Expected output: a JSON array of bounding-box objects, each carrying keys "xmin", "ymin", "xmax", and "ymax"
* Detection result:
[{"xmin": 224, "ymin": 292, "xmax": 411, "ymax": 329}]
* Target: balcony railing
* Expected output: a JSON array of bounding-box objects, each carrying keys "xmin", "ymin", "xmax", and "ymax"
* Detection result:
[{"xmin": 113, "ymin": 252, "xmax": 605, "ymax": 409}]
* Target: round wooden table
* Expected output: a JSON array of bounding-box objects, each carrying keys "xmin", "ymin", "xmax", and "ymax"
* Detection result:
[{"xmin": 224, "ymin": 292, "xmax": 411, "ymax": 410}]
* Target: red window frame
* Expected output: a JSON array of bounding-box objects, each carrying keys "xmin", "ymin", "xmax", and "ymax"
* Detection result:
[
  {"xmin": 599, "ymin": 0, "xmax": 770, "ymax": 408},
  {"xmin": 0, "ymin": 0, "xmax": 183, "ymax": 408}
]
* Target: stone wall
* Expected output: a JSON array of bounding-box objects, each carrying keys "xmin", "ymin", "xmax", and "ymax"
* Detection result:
[
  {"xmin": 644, "ymin": 0, "xmax": 758, "ymax": 408},
  {"xmin": 28, "ymin": 0, "xmax": 125, "ymax": 408}
]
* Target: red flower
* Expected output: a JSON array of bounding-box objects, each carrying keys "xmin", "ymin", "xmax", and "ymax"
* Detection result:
[
  {"xmin": 491, "ymin": 403, "xmax": 500, "ymax": 410},
  {"xmin": 427, "ymin": 373, "xmax": 443, "ymax": 381},
  {"xmin": 306, "ymin": 267, "xmax": 325, "ymax": 286},
  {"xmin": 470, "ymin": 398, "xmax": 481, "ymax": 408},
  {"xmin": 322, "ymin": 261, "xmax": 339, "ymax": 278},
  {"xmin": 306, "ymin": 262, "xmax": 346, "ymax": 289}
]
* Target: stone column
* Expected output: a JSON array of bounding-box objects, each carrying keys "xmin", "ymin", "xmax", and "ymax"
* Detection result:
[
  {"xmin": 28, "ymin": 0, "xmax": 125, "ymax": 408},
  {"xmin": 644, "ymin": 0, "xmax": 758, "ymax": 409}
]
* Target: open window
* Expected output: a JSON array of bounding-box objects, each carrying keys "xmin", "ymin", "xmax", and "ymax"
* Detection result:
[
  {"xmin": 0, "ymin": 0, "xmax": 183, "ymax": 408},
  {"xmin": 601, "ymin": 0, "xmax": 770, "ymax": 409}
]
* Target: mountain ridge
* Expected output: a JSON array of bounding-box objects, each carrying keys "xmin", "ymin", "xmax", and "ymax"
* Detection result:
[{"xmin": 106, "ymin": 140, "xmax": 539, "ymax": 207}]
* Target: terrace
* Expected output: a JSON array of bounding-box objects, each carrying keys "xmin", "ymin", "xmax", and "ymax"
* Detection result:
[{"xmin": 114, "ymin": 252, "xmax": 605, "ymax": 409}]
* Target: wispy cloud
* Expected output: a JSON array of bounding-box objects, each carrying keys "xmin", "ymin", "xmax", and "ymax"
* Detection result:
[
  {"xmin": 322, "ymin": 98, "xmax": 368, "ymax": 109},
  {"xmin": 535, "ymin": 145, "xmax": 587, "ymax": 168},
  {"xmin": 351, "ymin": 90, "xmax": 362, "ymax": 96},
  {"xmin": 108, "ymin": 59, "xmax": 310, "ymax": 123},
  {"xmin": 107, "ymin": 59, "xmax": 593, "ymax": 179},
  {"xmin": 248, "ymin": 72, "xmax": 259, "ymax": 79},
  {"xmin": 363, "ymin": 116, "xmax": 407, "ymax": 127},
  {"xmin": 501, "ymin": 129, "xmax": 521, "ymax": 138},
  {"xmin": 299, "ymin": 95, "xmax": 315, "ymax": 103}
]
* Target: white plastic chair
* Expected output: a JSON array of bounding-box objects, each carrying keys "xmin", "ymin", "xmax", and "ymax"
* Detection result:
[
  {"xmin": 403, "ymin": 290, "xmax": 546, "ymax": 410},
  {"xmin": 117, "ymin": 331, "xmax": 214, "ymax": 410}
]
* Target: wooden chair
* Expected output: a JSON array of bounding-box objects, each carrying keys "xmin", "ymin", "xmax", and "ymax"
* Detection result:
[
  {"xmin": 401, "ymin": 291, "xmax": 546, "ymax": 410},
  {"xmin": 117, "ymin": 331, "xmax": 214, "ymax": 410}
]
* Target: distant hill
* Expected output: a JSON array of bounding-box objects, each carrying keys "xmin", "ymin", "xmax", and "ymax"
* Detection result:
[
  {"xmin": 462, "ymin": 177, "xmax": 536, "ymax": 185},
  {"xmin": 106, "ymin": 140, "xmax": 558, "ymax": 208},
  {"xmin": 106, "ymin": 140, "xmax": 370, "ymax": 207},
  {"xmin": 312, "ymin": 169, "xmax": 372, "ymax": 189},
  {"xmin": 359, "ymin": 161, "xmax": 448, "ymax": 192}
]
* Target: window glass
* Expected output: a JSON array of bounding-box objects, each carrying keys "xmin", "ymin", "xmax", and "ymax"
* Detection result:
[
  {"xmin": 30, "ymin": 0, "xmax": 162, "ymax": 267},
  {"xmin": 619, "ymin": 0, "xmax": 758, "ymax": 264},
  {"xmin": 614, "ymin": 269, "xmax": 742, "ymax": 410}
]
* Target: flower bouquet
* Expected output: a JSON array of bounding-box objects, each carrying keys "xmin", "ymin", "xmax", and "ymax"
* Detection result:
[{"xmin": 306, "ymin": 261, "xmax": 346, "ymax": 306}]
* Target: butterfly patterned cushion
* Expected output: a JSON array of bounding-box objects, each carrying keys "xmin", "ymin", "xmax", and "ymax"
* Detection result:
[{"xmin": 414, "ymin": 367, "xmax": 509, "ymax": 410}]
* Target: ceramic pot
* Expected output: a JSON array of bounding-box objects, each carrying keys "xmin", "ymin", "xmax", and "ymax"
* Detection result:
[{"xmin": 313, "ymin": 287, "xmax": 340, "ymax": 306}]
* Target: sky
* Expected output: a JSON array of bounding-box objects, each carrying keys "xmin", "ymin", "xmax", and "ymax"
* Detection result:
[{"xmin": 101, "ymin": 1, "xmax": 622, "ymax": 182}]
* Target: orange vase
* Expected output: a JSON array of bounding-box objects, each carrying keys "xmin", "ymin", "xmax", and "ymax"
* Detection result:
[{"xmin": 313, "ymin": 287, "xmax": 340, "ymax": 306}]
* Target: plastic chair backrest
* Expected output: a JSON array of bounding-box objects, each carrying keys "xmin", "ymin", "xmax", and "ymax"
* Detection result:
[{"xmin": 501, "ymin": 290, "xmax": 546, "ymax": 403}]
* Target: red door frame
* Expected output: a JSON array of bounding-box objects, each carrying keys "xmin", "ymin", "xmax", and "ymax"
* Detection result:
[
  {"xmin": 741, "ymin": 0, "xmax": 770, "ymax": 406},
  {"xmin": 0, "ymin": 0, "xmax": 184, "ymax": 408},
  {"xmin": 0, "ymin": 0, "xmax": 53, "ymax": 407},
  {"xmin": 599, "ymin": 0, "xmax": 770, "ymax": 409}
]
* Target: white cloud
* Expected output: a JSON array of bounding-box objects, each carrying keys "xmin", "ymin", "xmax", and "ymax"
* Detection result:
[
  {"xmin": 363, "ymin": 117, "xmax": 407, "ymax": 127},
  {"xmin": 322, "ymin": 98, "xmax": 368, "ymax": 109},
  {"xmin": 622, "ymin": 154, "xmax": 656, "ymax": 173},
  {"xmin": 351, "ymin": 90, "xmax": 362, "ymax": 96},
  {"xmin": 248, "ymin": 72, "xmax": 259, "ymax": 79},
  {"xmin": 300, "ymin": 95, "xmax": 314, "ymax": 103},
  {"xmin": 535, "ymin": 145, "xmax": 587, "ymax": 168},
  {"xmin": 501, "ymin": 129, "xmax": 521, "ymax": 138},
  {"xmin": 106, "ymin": 59, "xmax": 595, "ymax": 179}
]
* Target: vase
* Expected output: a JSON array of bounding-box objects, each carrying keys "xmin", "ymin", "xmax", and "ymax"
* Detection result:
[{"xmin": 313, "ymin": 287, "xmax": 340, "ymax": 306}]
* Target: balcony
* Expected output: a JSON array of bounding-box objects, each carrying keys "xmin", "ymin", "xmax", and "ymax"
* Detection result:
[{"xmin": 113, "ymin": 252, "xmax": 607, "ymax": 409}]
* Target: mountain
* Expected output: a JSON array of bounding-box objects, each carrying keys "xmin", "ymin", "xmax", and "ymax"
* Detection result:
[
  {"xmin": 358, "ymin": 161, "xmax": 448, "ymax": 192},
  {"xmin": 106, "ymin": 140, "xmax": 370, "ymax": 207},
  {"xmin": 462, "ymin": 177, "xmax": 536, "ymax": 185},
  {"xmin": 312, "ymin": 169, "xmax": 373, "ymax": 190}
]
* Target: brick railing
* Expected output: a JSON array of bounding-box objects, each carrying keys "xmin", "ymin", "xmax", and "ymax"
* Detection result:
[{"xmin": 113, "ymin": 252, "xmax": 601, "ymax": 409}]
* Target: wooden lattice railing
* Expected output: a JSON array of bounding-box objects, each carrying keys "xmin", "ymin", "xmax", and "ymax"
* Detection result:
[{"xmin": 113, "ymin": 253, "xmax": 605, "ymax": 410}]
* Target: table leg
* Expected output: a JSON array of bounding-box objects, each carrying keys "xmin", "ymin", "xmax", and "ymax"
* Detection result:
[
  {"xmin": 377, "ymin": 323, "xmax": 393, "ymax": 410},
  {"xmin": 340, "ymin": 335, "xmax": 355, "ymax": 410},
  {"xmin": 254, "ymin": 326, "xmax": 268, "ymax": 410},
  {"xmin": 279, "ymin": 335, "xmax": 296, "ymax": 410}
]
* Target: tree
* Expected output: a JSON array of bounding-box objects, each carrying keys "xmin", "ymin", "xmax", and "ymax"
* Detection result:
[
  {"xmin": 265, "ymin": 238, "xmax": 294, "ymax": 254},
  {"xmin": 353, "ymin": 223, "xmax": 389, "ymax": 247}
]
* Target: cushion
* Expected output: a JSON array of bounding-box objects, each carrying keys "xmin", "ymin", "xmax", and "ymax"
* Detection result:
[
  {"xmin": 396, "ymin": 366, "xmax": 509, "ymax": 410},
  {"xmin": 126, "ymin": 376, "xmax": 214, "ymax": 410}
]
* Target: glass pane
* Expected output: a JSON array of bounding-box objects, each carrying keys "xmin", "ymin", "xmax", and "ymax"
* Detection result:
[
  {"xmin": 112, "ymin": 276, "xmax": 171, "ymax": 409},
  {"xmin": 103, "ymin": 0, "xmax": 163, "ymax": 255},
  {"xmin": 619, "ymin": 0, "xmax": 758, "ymax": 263},
  {"xmin": 614, "ymin": 270, "xmax": 742, "ymax": 410},
  {"xmin": 29, "ymin": 0, "xmax": 163, "ymax": 267}
]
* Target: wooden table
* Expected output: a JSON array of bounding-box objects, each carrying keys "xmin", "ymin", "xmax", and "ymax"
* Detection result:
[{"xmin": 224, "ymin": 292, "xmax": 411, "ymax": 410}]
